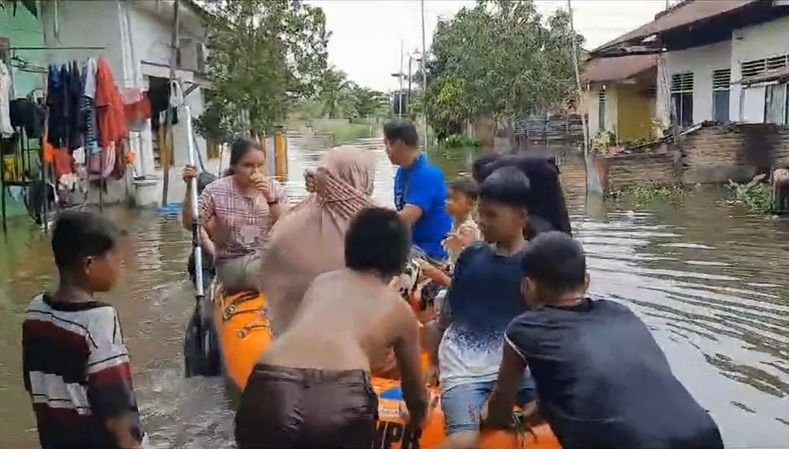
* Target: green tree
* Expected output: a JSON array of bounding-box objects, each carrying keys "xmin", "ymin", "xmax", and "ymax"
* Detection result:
[
  {"xmin": 425, "ymin": 0, "xmax": 583, "ymax": 138},
  {"xmin": 317, "ymin": 67, "xmax": 356, "ymax": 119},
  {"xmin": 350, "ymin": 86, "xmax": 388, "ymax": 119},
  {"xmin": 196, "ymin": 0, "xmax": 329, "ymax": 141}
]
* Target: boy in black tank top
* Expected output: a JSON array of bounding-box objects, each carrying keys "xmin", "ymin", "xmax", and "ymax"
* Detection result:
[{"xmin": 482, "ymin": 232, "xmax": 723, "ymax": 449}]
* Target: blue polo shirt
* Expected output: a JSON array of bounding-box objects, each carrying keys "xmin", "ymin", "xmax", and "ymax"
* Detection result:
[{"xmin": 394, "ymin": 153, "xmax": 452, "ymax": 261}]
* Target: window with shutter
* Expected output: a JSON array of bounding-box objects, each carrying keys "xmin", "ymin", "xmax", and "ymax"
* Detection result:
[
  {"xmin": 712, "ymin": 69, "xmax": 731, "ymax": 122},
  {"xmin": 670, "ymin": 72, "xmax": 694, "ymax": 126}
]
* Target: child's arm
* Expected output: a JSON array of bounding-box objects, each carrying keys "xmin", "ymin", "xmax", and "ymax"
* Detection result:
[
  {"xmin": 87, "ymin": 310, "xmax": 143, "ymax": 449},
  {"xmin": 419, "ymin": 261, "xmax": 451, "ymax": 287},
  {"xmin": 483, "ymin": 340, "xmax": 528, "ymax": 429}
]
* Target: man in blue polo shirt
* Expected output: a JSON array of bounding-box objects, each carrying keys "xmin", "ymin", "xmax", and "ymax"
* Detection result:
[{"xmin": 384, "ymin": 120, "xmax": 452, "ymax": 261}]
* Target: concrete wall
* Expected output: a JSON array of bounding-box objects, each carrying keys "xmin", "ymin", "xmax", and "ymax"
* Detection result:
[
  {"xmin": 1, "ymin": 5, "xmax": 45, "ymax": 98},
  {"xmin": 681, "ymin": 123, "xmax": 789, "ymax": 184},
  {"xmin": 730, "ymin": 15, "xmax": 789, "ymax": 122},
  {"xmin": 657, "ymin": 40, "xmax": 731, "ymax": 125},
  {"xmin": 585, "ymin": 83, "xmax": 618, "ymax": 136},
  {"xmin": 39, "ymin": 1, "xmax": 124, "ymax": 76}
]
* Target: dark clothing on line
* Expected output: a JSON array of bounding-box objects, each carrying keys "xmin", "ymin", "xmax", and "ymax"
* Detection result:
[{"xmin": 235, "ymin": 364, "xmax": 378, "ymax": 449}]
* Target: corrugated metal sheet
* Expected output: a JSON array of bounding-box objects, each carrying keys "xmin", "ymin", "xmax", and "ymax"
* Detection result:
[
  {"xmin": 583, "ymin": 55, "xmax": 657, "ymax": 82},
  {"xmin": 593, "ymin": 0, "xmax": 757, "ymax": 54}
]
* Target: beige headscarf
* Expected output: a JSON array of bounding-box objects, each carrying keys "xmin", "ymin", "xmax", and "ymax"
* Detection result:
[{"xmin": 260, "ymin": 145, "xmax": 377, "ymax": 336}]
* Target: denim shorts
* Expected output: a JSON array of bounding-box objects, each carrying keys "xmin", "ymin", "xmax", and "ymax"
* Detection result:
[{"xmin": 441, "ymin": 377, "xmax": 536, "ymax": 435}]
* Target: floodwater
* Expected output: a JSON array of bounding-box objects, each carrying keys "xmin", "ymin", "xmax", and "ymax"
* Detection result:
[{"xmin": 1, "ymin": 136, "xmax": 788, "ymax": 449}]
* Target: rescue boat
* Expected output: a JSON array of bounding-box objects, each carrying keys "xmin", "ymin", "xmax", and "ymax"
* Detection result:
[{"xmin": 212, "ymin": 285, "xmax": 561, "ymax": 449}]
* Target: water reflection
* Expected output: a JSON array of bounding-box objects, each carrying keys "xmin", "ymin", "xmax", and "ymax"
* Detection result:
[{"xmin": 0, "ymin": 136, "xmax": 786, "ymax": 448}]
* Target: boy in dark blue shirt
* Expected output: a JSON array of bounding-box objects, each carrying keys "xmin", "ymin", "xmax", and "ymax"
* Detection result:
[
  {"xmin": 429, "ymin": 166, "xmax": 537, "ymax": 449},
  {"xmin": 483, "ymin": 231, "xmax": 723, "ymax": 449},
  {"xmin": 385, "ymin": 120, "xmax": 452, "ymax": 261}
]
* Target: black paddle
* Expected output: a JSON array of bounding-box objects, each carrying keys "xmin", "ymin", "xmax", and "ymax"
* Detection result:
[{"xmin": 177, "ymin": 94, "xmax": 221, "ymax": 377}]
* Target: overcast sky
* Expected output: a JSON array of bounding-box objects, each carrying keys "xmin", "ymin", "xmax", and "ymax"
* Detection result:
[{"xmin": 308, "ymin": 0, "xmax": 673, "ymax": 91}]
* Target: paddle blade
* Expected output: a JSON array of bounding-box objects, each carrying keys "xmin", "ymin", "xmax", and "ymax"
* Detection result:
[{"xmin": 184, "ymin": 297, "xmax": 222, "ymax": 378}]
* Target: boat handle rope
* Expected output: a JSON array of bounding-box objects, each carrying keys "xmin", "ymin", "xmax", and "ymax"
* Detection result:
[
  {"xmin": 237, "ymin": 322, "xmax": 271, "ymax": 339},
  {"xmin": 222, "ymin": 304, "xmax": 264, "ymax": 321}
]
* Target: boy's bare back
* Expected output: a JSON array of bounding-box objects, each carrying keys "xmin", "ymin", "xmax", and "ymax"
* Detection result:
[{"xmin": 262, "ymin": 268, "xmax": 420, "ymax": 372}]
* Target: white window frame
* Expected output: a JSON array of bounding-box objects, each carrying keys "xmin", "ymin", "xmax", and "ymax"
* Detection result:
[
  {"xmin": 671, "ymin": 72, "xmax": 694, "ymax": 126},
  {"xmin": 712, "ymin": 68, "xmax": 731, "ymax": 123}
]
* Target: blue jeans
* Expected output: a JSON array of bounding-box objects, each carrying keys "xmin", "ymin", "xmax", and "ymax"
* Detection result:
[{"xmin": 441, "ymin": 377, "xmax": 536, "ymax": 435}]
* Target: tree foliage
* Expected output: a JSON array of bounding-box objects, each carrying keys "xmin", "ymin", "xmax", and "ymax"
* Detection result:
[
  {"xmin": 196, "ymin": 0, "xmax": 329, "ymax": 141},
  {"xmin": 312, "ymin": 67, "xmax": 388, "ymax": 119},
  {"xmin": 425, "ymin": 0, "xmax": 583, "ymax": 136}
]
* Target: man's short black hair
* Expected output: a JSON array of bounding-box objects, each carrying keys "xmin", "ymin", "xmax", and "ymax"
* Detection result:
[
  {"xmin": 449, "ymin": 177, "xmax": 478, "ymax": 200},
  {"xmin": 345, "ymin": 207, "xmax": 411, "ymax": 278},
  {"xmin": 478, "ymin": 166, "xmax": 531, "ymax": 209},
  {"xmin": 521, "ymin": 231, "xmax": 586, "ymax": 293},
  {"xmin": 383, "ymin": 120, "xmax": 419, "ymax": 147},
  {"xmin": 52, "ymin": 211, "xmax": 120, "ymax": 270}
]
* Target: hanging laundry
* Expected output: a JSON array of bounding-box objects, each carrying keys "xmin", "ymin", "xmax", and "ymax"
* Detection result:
[
  {"xmin": 80, "ymin": 57, "xmax": 99, "ymax": 154},
  {"xmin": 46, "ymin": 65, "xmax": 68, "ymax": 148},
  {"xmin": 9, "ymin": 98, "xmax": 46, "ymax": 138},
  {"xmin": 53, "ymin": 148, "xmax": 75, "ymax": 179},
  {"xmin": 67, "ymin": 60, "xmax": 84, "ymax": 150},
  {"xmin": 87, "ymin": 141, "xmax": 116, "ymax": 181},
  {"xmin": 95, "ymin": 57, "xmax": 128, "ymax": 149},
  {"xmin": 121, "ymin": 87, "xmax": 152, "ymax": 132},
  {"xmin": 0, "ymin": 60, "xmax": 13, "ymax": 137}
]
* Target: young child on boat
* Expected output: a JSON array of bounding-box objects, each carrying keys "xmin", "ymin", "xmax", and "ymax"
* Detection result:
[
  {"xmin": 22, "ymin": 211, "xmax": 144, "ymax": 449},
  {"xmin": 483, "ymin": 231, "xmax": 723, "ymax": 449},
  {"xmin": 235, "ymin": 207, "xmax": 429, "ymax": 449},
  {"xmin": 418, "ymin": 177, "xmax": 482, "ymax": 291},
  {"xmin": 429, "ymin": 166, "xmax": 537, "ymax": 449}
]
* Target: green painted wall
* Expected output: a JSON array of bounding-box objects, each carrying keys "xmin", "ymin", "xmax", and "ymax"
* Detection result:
[
  {"xmin": 1, "ymin": 4, "xmax": 45, "ymax": 96},
  {"xmin": 1, "ymin": 5, "xmax": 44, "ymax": 220}
]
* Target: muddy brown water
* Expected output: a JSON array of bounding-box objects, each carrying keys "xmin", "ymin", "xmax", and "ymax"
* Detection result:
[{"xmin": 0, "ymin": 136, "xmax": 787, "ymax": 449}]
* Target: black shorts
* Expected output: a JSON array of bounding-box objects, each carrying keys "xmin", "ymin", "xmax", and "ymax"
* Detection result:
[{"xmin": 235, "ymin": 364, "xmax": 378, "ymax": 449}]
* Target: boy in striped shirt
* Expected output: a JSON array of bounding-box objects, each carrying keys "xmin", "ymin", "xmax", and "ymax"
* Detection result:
[{"xmin": 22, "ymin": 211, "xmax": 143, "ymax": 449}]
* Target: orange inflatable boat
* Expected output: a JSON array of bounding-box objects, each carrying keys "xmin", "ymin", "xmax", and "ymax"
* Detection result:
[{"xmin": 213, "ymin": 286, "xmax": 561, "ymax": 449}]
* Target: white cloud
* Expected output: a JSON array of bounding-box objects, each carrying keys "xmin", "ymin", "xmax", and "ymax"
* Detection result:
[{"xmin": 309, "ymin": 0, "xmax": 671, "ymax": 91}]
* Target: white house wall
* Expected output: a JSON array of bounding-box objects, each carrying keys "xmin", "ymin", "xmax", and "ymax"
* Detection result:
[
  {"xmin": 125, "ymin": 3, "xmax": 208, "ymax": 174},
  {"xmin": 656, "ymin": 40, "xmax": 731, "ymax": 125},
  {"xmin": 39, "ymin": 1, "xmax": 125, "ymax": 74},
  {"xmin": 730, "ymin": 15, "xmax": 789, "ymax": 122}
]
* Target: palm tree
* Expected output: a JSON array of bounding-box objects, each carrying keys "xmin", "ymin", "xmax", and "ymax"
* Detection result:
[{"xmin": 318, "ymin": 67, "xmax": 355, "ymax": 118}]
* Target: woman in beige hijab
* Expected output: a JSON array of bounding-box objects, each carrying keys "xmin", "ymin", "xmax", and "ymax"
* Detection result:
[{"xmin": 260, "ymin": 145, "xmax": 377, "ymax": 336}]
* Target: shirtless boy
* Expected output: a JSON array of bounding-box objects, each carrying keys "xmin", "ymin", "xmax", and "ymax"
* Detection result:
[{"xmin": 235, "ymin": 207, "xmax": 429, "ymax": 449}]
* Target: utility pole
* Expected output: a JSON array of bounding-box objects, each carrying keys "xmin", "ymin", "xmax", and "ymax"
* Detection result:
[
  {"xmin": 407, "ymin": 54, "xmax": 413, "ymax": 112},
  {"xmin": 566, "ymin": 0, "xmax": 588, "ymax": 160},
  {"xmin": 162, "ymin": 0, "xmax": 180, "ymax": 207},
  {"xmin": 420, "ymin": 0, "xmax": 429, "ymax": 150},
  {"xmin": 399, "ymin": 40, "xmax": 404, "ymax": 117}
]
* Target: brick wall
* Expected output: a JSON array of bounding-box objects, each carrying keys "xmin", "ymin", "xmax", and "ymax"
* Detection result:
[
  {"xmin": 681, "ymin": 123, "xmax": 789, "ymax": 184},
  {"xmin": 598, "ymin": 153, "xmax": 678, "ymax": 191}
]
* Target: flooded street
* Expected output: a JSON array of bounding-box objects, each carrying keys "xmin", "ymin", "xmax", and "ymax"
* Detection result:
[{"xmin": 1, "ymin": 136, "xmax": 788, "ymax": 449}]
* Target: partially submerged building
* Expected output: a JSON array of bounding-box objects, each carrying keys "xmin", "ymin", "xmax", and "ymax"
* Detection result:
[{"xmin": 585, "ymin": 0, "xmax": 789, "ymax": 190}]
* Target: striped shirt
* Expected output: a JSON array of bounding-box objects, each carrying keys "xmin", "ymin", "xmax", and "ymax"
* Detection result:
[
  {"xmin": 199, "ymin": 176, "xmax": 286, "ymax": 262},
  {"xmin": 22, "ymin": 294, "xmax": 143, "ymax": 449}
]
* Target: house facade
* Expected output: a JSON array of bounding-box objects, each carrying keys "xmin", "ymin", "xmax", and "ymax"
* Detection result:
[
  {"xmin": 594, "ymin": 0, "xmax": 789, "ymax": 130},
  {"xmin": 581, "ymin": 54, "xmax": 658, "ymax": 142}
]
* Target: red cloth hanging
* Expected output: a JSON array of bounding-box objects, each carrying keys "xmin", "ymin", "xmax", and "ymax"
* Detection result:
[{"xmin": 95, "ymin": 57, "xmax": 128, "ymax": 149}]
